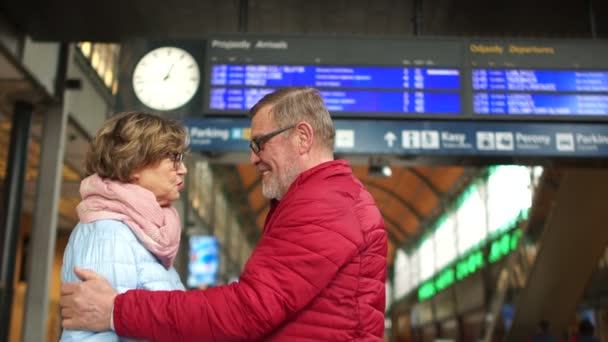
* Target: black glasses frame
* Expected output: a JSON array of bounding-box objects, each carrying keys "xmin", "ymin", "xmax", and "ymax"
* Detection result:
[
  {"xmin": 249, "ymin": 125, "xmax": 296, "ymax": 153},
  {"xmin": 168, "ymin": 152, "xmax": 184, "ymax": 170}
]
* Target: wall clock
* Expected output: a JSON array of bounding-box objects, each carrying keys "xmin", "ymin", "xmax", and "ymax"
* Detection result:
[{"xmin": 132, "ymin": 46, "xmax": 200, "ymax": 111}]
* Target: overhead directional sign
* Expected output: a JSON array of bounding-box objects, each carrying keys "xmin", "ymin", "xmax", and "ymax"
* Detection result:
[
  {"xmin": 185, "ymin": 118, "xmax": 608, "ymax": 157},
  {"xmin": 186, "ymin": 117, "xmax": 251, "ymax": 152}
]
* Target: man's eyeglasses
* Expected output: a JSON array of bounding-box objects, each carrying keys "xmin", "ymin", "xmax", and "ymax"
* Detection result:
[
  {"xmin": 168, "ymin": 152, "xmax": 184, "ymax": 170},
  {"xmin": 249, "ymin": 125, "xmax": 295, "ymax": 154}
]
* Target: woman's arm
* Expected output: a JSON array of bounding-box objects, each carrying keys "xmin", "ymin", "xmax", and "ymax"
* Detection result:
[{"xmin": 60, "ymin": 222, "xmax": 138, "ymax": 341}]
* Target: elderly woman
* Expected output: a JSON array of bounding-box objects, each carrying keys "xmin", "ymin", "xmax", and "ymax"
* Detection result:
[{"xmin": 60, "ymin": 111, "xmax": 188, "ymax": 341}]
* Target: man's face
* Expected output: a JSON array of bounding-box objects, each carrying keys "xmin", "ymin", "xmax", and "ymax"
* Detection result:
[{"xmin": 249, "ymin": 105, "xmax": 301, "ymax": 200}]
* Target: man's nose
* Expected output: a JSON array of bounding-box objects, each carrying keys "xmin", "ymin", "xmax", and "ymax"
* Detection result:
[{"xmin": 249, "ymin": 150, "xmax": 260, "ymax": 165}]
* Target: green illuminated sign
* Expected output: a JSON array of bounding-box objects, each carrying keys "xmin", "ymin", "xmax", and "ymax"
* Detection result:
[
  {"xmin": 435, "ymin": 269, "xmax": 455, "ymax": 291},
  {"xmin": 488, "ymin": 228, "xmax": 521, "ymax": 263},
  {"xmin": 417, "ymin": 228, "xmax": 522, "ymax": 301},
  {"xmin": 418, "ymin": 282, "xmax": 436, "ymax": 300},
  {"xmin": 456, "ymin": 250, "xmax": 484, "ymax": 280}
]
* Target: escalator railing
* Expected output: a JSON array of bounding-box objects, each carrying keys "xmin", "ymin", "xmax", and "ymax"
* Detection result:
[{"xmin": 484, "ymin": 169, "xmax": 608, "ymax": 342}]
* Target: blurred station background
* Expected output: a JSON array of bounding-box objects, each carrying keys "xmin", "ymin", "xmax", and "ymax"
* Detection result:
[{"xmin": 0, "ymin": 1, "xmax": 608, "ymax": 341}]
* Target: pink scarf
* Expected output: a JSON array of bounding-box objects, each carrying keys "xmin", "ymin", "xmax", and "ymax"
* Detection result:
[{"xmin": 76, "ymin": 174, "xmax": 181, "ymax": 269}]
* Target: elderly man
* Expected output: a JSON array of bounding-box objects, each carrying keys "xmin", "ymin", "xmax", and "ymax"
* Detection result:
[{"xmin": 61, "ymin": 87, "xmax": 387, "ymax": 341}]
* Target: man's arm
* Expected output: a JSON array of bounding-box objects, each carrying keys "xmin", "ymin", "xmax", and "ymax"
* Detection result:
[{"xmin": 114, "ymin": 197, "xmax": 363, "ymax": 341}]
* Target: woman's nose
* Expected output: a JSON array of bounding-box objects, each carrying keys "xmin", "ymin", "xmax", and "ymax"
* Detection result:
[{"xmin": 178, "ymin": 162, "xmax": 187, "ymax": 174}]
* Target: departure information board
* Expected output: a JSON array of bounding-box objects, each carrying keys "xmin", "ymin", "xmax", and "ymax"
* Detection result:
[
  {"xmin": 203, "ymin": 36, "xmax": 608, "ymax": 121},
  {"xmin": 473, "ymin": 93, "xmax": 608, "ymax": 115},
  {"xmin": 472, "ymin": 70, "xmax": 608, "ymax": 92},
  {"xmin": 472, "ymin": 70, "xmax": 608, "ymax": 115},
  {"xmin": 468, "ymin": 41, "xmax": 608, "ymax": 120}
]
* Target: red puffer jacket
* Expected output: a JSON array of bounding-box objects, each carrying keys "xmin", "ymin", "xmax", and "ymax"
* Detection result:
[{"xmin": 114, "ymin": 160, "xmax": 387, "ymax": 341}]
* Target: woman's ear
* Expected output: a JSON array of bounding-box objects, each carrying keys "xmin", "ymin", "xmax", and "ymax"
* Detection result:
[
  {"xmin": 130, "ymin": 169, "xmax": 141, "ymax": 184},
  {"xmin": 296, "ymin": 121, "xmax": 314, "ymax": 154}
]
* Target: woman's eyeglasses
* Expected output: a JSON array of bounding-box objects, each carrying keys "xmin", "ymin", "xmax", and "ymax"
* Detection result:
[
  {"xmin": 168, "ymin": 152, "xmax": 184, "ymax": 170},
  {"xmin": 249, "ymin": 125, "xmax": 296, "ymax": 154}
]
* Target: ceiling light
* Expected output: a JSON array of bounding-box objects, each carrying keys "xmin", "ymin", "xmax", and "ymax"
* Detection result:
[{"xmin": 369, "ymin": 163, "xmax": 392, "ymax": 178}]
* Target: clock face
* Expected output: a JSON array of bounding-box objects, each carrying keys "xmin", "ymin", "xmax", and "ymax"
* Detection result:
[{"xmin": 132, "ymin": 46, "xmax": 200, "ymax": 111}]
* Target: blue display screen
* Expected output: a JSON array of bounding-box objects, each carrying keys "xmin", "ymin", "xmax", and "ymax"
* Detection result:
[
  {"xmin": 210, "ymin": 87, "xmax": 461, "ymax": 115},
  {"xmin": 211, "ymin": 64, "xmax": 461, "ymax": 90},
  {"xmin": 474, "ymin": 93, "xmax": 608, "ymax": 115},
  {"xmin": 187, "ymin": 236, "xmax": 219, "ymax": 288},
  {"xmin": 473, "ymin": 69, "xmax": 608, "ymax": 92}
]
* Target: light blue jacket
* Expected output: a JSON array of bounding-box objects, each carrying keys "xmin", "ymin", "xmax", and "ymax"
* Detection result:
[{"xmin": 60, "ymin": 219, "xmax": 185, "ymax": 341}]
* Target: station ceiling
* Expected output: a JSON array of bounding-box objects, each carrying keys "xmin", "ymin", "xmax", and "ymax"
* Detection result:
[{"xmin": 0, "ymin": 0, "xmax": 606, "ymax": 41}]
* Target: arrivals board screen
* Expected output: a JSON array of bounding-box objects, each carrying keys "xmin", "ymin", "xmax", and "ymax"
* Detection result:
[
  {"xmin": 204, "ymin": 37, "xmax": 464, "ymax": 118},
  {"xmin": 208, "ymin": 65, "xmax": 461, "ymax": 114},
  {"xmin": 209, "ymin": 87, "xmax": 462, "ymax": 114},
  {"xmin": 210, "ymin": 65, "xmax": 460, "ymax": 89},
  {"xmin": 203, "ymin": 36, "xmax": 608, "ymax": 121}
]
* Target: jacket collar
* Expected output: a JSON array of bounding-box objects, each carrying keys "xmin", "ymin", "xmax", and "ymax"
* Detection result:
[{"xmin": 265, "ymin": 159, "xmax": 351, "ymax": 223}]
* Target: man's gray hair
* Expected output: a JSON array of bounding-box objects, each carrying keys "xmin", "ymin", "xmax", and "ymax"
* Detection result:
[{"xmin": 249, "ymin": 87, "xmax": 335, "ymax": 151}]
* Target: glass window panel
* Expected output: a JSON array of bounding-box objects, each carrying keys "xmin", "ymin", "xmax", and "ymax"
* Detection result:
[
  {"xmin": 77, "ymin": 42, "xmax": 120, "ymax": 94},
  {"xmin": 434, "ymin": 215, "xmax": 457, "ymax": 270},
  {"xmin": 79, "ymin": 42, "xmax": 92, "ymax": 57},
  {"xmin": 96, "ymin": 45, "xmax": 107, "ymax": 79},
  {"xmin": 91, "ymin": 47, "xmax": 100, "ymax": 69},
  {"xmin": 419, "ymin": 238, "xmax": 435, "ymax": 281},
  {"xmin": 214, "ymin": 190, "xmax": 227, "ymax": 243},
  {"xmin": 190, "ymin": 161, "xmax": 213, "ymax": 222},
  {"xmin": 112, "ymin": 78, "xmax": 119, "ymax": 95},
  {"xmin": 532, "ymin": 166, "xmax": 544, "ymax": 186},
  {"xmin": 104, "ymin": 68, "xmax": 113, "ymax": 88},
  {"xmin": 198, "ymin": 162, "xmax": 212, "ymax": 220},
  {"xmin": 394, "ymin": 249, "xmax": 409, "ymax": 299},
  {"xmin": 409, "ymin": 250, "xmax": 420, "ymax": 292},
  {"xmin": 241, "ymin": 242, "xmax": 252, "ymax": 267},
  {"xmin": 456, "ymin": 185, "xmax": 487, "ymax": 254},
  {"xmin": 487, "ymin": 166, "xmax": 533, "ymax": 234},
  {"xmin": 230, "ymin": 220, "xmax": 241, "ymax": 262},
  {"xmin": 386, "ymin": 281, "xmax": 393, "ymax": 309}
]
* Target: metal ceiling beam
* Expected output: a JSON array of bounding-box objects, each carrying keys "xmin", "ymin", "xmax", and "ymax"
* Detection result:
[
  {"xmin": 238, "ymin": 0, "xmax": 249, "ymax": 33},
  {"xmin": 587, "ymin": 0, "xmax": 597, "ymax": 38},
  {"xmin": 382, "ymin": 216, "xmax": 407, "ymax": 244},
  {"xmin": 406, "ymin": 167, "xmax": 441, "ymax": 197},
  {"xmin": 401, "ymin": 167, "xmax": 484, "ymax": 252},
  {"xmin": 362, "ymin": 180, "xmax": 423, "ymax": 221}
]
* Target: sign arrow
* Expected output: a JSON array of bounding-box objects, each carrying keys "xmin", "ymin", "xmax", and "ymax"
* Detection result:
[{"xmin": 384, "ymin": 131, "xmax": 397, "ymax": 147}]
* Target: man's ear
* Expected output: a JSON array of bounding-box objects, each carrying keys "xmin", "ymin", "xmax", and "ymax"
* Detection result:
[{"xmin": 295, "ymin": 121, "xmax": 314, "ymax": 154}]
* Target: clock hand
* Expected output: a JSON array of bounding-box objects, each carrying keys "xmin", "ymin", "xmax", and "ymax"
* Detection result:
[{"xmin": 163, "ymin": 63, "xmax": 175, "ymax": 81}]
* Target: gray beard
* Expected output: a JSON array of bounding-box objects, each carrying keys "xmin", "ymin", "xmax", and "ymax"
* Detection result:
[{"xmin": 262, "ymin": 163, "xmax": 301, "ymax": 200}]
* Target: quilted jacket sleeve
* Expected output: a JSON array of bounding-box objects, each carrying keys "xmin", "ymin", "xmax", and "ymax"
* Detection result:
[
  {"xmin": 60, "ymin": 221, "xmax": 138, "ymax": 341},
  {"xmin": 114, "ymin": 195, "xmax": 363, "ymax": 341}
]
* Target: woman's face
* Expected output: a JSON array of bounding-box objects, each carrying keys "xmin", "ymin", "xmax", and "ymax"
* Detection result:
[{"xmin": 131, "ymin": 154, "xmax": 187, "ymax": 206}]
